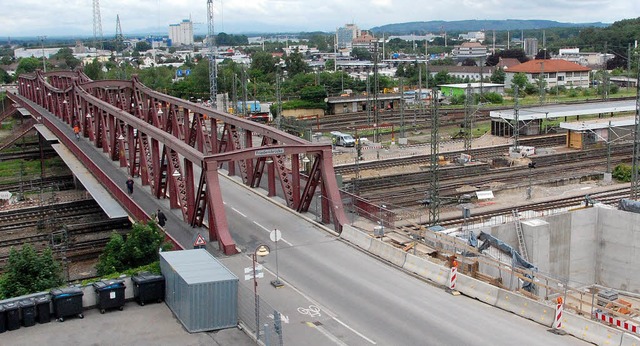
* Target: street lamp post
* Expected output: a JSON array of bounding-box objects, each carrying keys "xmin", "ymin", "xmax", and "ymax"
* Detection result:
[
  {"xmin": 270, "ymin": 229, "xmax": 284, "ymax": 288},
  {"xmin": 252, "ymin": 244, "xmax": 270, "ymax": 340}
]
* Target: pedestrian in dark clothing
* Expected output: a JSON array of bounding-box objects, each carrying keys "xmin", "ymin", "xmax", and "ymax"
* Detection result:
[
  {"xmin": 126, "ymin": 177, "xmax": 134, "ymax": 194},
  {"xmin": 157, "ymin": 209, "xmax": 167, "ymax": 227}
]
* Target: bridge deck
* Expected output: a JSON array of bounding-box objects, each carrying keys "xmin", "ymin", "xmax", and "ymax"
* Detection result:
[{"xmin": 25, "ymin": 95, "xmax": 212, "ymax": 252}]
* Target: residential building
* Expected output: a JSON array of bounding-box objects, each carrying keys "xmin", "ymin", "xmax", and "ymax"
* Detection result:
[
  {"xmin": 504, "ymin": 59, "xmax": 591, "ymax": 89},
  {"xmin": 458, "ymin": 31, "xmax": 485, "ymax": 43},
  {"xmin": 451, "ymin": 42, "xmax": 488, "ymax": 60},
  {"xmin": 352, "ymin": 31, "xmax": 378, "ymax": 52},
  {"xmin": 555, "ymin": 48, "xmax": 611, "ymax": 68},
  {"xmin": 336, "ymin": 24, "xmax": 359, "ymax": 49},
  {"xmin": 169, "ymin": 19, "xmax": 194, "ymax": 46},
  {"xmin": 427, "ymin": 65, "xmax": 496, "ymax": 82}
]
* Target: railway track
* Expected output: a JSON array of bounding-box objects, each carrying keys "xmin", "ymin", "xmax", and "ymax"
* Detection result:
[
  {"xmin": 0, "ymin": 175, "xmax": 75, "ymax": 193},
  {"xmin": 335, "ymin": 134, "xmax": 566, "ymax": 175},
  {"xmin": 358, "ymin": 144, "xmax": 633, "ymax": 207}
]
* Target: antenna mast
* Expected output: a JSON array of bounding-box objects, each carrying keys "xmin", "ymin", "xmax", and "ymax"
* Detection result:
[
  {"xmin": 115, "ymin": 15, "xmax": 124, "ymax": 53},
  {"xmin": 207, "ymin": 0, "xmax": 218, "ymax": 108}
]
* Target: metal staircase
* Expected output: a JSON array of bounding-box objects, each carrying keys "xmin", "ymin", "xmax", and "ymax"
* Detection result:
[{"xmin": 512, "ymin": 209, "xmax": 529, "ymax": 262}]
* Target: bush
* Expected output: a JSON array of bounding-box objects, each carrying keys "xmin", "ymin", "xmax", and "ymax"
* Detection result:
[
  {"xmin": 96, "ymin": 222, "xmax": 168, "ymax": 276},
  {"xmin": 481, "ymin": 92, "xmax": 503, "ymax": 104},
  {"xmin": 612, "ymin": 164, "xmax": 634, "ymax": 182},
  {"xmin": 0, "ymin": 244, "xmax": 64, "ymax": 299}
]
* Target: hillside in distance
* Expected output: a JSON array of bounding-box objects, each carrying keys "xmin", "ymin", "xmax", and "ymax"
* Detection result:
[{"xmin": 370, "ymin": 19, "xmax": 608, "ymax": 34}]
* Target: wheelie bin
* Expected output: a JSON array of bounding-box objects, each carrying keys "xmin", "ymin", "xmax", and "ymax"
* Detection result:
[
  {"xmin": 50, "ymin": 287, "xmax": 84, "ymax": 322},
  {"xmin": 92, "ymin": 279, "xmax": 126, "ymax": 314},
  {"xmin": 0, "ymin": 304, "xmax": 6, "ymax": 333},
  {"xmin": 19, "ymin": 299, "xmax": 36, "ymax": 327},
  {"xmin": 4, "ymin": 302, "xmax": 20, "ymax": 331},
  {"xmin": 132, "ymin": 273, "xmax": 165, "ymax": 306},
  {"xmin": 34, "ymin": 295, "xmax": 51, "ymax": 324}
]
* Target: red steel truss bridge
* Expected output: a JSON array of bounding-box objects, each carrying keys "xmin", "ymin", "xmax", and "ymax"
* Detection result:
[{"xmin": 12, "ymin": 70, "xmax": 347, "ymax": 254}]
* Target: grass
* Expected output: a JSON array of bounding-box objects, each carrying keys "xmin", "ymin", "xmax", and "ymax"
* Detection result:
[{"xmin": 0, "ymin": 157, "xmax": 69, "ymax": 180}]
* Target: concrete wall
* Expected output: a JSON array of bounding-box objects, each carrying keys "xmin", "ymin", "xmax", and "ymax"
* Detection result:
[
  {"xmin": 488, "ymin": 206, "xmax": 639, "ymax": 293},
  {"xmin": 596, "ymin": 207, "xmax": 640, "ymax": 293}
]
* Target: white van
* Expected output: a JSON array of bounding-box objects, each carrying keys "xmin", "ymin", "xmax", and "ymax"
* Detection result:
[{"xmin": 330, "ymin": 131, "xmax": 356, "ymax": 147}]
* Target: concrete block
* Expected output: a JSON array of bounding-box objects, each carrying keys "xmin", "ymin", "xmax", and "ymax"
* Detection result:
[
  {"xmin": 456, "ymin": 274, "xmax": 499, "ymax": 306},
  {"xmin": 403, "ymin": 253, "xmax": 431, "ymax": 278},
  {"xmin": 340, "ymin": 225, "xmax": 372, "ymax": 251},
  {"xmin": 494, "ymin": 289, "xmax": 554, "ymax": 327},
  {"xmin": 561, "ymin": 312, "xmax": 624, "ymax": 346},
  {"xmin": 621, "ymin": 332, "xmax": 640, "ymax": 346},
  {"xmin": 369, "ymin": 239, "xmax": 407, "ymax": 267}
]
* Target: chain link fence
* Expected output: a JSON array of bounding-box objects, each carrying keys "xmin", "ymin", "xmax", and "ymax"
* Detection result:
[{"xmin": 238, "ymin": 283, "xmax": 284, "ymax": 345}]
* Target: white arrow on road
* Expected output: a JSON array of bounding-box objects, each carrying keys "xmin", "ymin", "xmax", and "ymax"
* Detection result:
[{"xmin": 268, "ymin": 313, "xmax": 290, "ymax": 324}]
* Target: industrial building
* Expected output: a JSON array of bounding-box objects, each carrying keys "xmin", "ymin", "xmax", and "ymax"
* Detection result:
[{"xmin": 168, "ymin": 19, "xmax": 194, "ymax": 46}]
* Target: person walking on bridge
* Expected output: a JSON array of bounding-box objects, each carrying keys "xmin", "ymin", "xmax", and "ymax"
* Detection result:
[
  {"xmin": 126, "ymin": 177, "xmax": 134, "ymax": 194},
  {"xmin": 73, "ymin": 124, "xmax": 80, "ymax": 140},
  {"xmin": 156, "ymin": 209, "xmax": 167, "ymax": 227}
]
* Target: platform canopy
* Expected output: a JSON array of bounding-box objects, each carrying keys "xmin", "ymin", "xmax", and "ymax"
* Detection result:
[
  {"xmin": 490, "ymin": 100, "xmax": 636, "ymax": 121},
  {"xmin": 560, "ymin": 116, "xmax": 636, "ymax": 131}
]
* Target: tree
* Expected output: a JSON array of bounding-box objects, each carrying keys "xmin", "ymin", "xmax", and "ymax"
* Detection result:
[
  {"xmin": 249, "ymin": 51, "xmax": 277, "ymax": 83},
  {"xmin": 135, "ymin": 41, "xmax": 152, "ymax": 52},
  {"xmin": 512, "ymin": 72, "xmax": 529, "ymax": 90},
  {"xmin": 0, "ymin": 68, "xmax": 11, "ymax": 83},
  {"xmin": 284, "ymin": 52, "xmax": 309, "ymax": 77},
  {"xmin": 83, "ymin": 58, "xmax": 104, "ymax": 80},
  {"xmin": 461, "ymin": 58, "xmax": 477, "ymax": 66},
  {"xmin": 0, "ymin": 244, "xmax": 64, "ymax": 299},
  {"xmin": 351, "ymin": 48, "xmax": 372, "ymax": 61},
  {"xmin": 490, "ymin": 68, "xmax": 506, "ymax": 84},
  {"xmin": 15, "ymin": 57, "xmax": 41, "ymax": 76},
  {"xmin": 53, "ymin": 47, "xmax": 81, "ymax": 70},
  {"xmin": 96, "ymin": 222, "xmax": 165, "ymax": 276}
]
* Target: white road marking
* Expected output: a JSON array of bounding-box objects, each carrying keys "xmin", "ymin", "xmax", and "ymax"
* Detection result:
[
  {"xmin": 231, "ymin": 207, "xmax": 246, "ymax": 218},
  {"xmin": 278, "ymin": 277, "xmax": 376, "ymax": 345},
  {"xmin": 252, "ymin": 221, "xmax": 293, "ymax": 246},
  {"xmin": 307, "ymin": 322, "xmax": 350, "ymax": 346}
]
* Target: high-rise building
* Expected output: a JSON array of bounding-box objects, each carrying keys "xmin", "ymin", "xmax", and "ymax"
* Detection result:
[
  {"xmin": 336, "ymin": 24, "xmax": 359, "ymax": 49},
  {"xmin": 169, "ymin": 19, "xmax": 194, "ymax": 46},
  {"xmin": 524, "ymin": 38, "xmax": 538, "ymax": 58}
]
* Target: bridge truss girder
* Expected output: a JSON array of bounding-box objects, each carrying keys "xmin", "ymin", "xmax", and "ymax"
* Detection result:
[{"xmin": 17, "ymin": 70, "xmax": 347, "ymax": 255}]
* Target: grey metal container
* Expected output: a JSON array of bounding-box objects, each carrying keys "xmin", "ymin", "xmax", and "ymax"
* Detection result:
[{"xmin": 160, "ymin": 249, "xmax": 238, "ymax": 332}]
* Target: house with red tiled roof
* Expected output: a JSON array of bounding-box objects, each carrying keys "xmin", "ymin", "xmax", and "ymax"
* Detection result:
[
  {"xmin": 496, "ymin": 57, "xmax": 521, "ymax": 69},
  {"xmin": 504, "ymin": 59, "xmax": 590, "ymax": 89}
]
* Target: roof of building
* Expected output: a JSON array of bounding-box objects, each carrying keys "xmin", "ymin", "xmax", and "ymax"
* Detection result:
[
  {"xmin": 439, "ymin": 83, "xmax": 504, "ymax": 88},
  {"xmin": 506, "ymin": 59, "xmax": 591, "ymax": 73},
  {"xmin": 490, "ymin": 99, "xmax": 636, "ymax": 121},
  {"xmin": 497, "ymin": 58, "xmax": 521, "ymax": 69},
  {"xmin": 428, "ymin": 65, "xmax": 496, "ymax": 74},
  {"xmin": 458, "ymin": 42, "xmax": 484, "ymax": 48},
  {"xmin": 560, "ymin": 116, "xmax": 636, "ymax": 131}
]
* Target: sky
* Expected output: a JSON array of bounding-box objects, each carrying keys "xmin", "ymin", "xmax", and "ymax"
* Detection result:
[{"xmin": 1, "ymin": 0, "xmax": 639, "ymax": 38}]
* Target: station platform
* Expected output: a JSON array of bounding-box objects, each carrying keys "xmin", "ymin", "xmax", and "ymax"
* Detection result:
[{"xmin": 20, "ymin": 95, "xmax": 216, "ymax": 254}]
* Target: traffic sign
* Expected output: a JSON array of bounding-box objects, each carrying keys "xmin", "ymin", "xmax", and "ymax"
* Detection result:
[
  {"xmin": 193, "ymin": 233, "xmax": 207, "ymax": 248},
  {"xmin": 244, "ymin": 265, "xmax": 263, "ymax": 274},
  {"xmin": 270, "ymin": 229, "xmax": 282, "ymax": 242}
]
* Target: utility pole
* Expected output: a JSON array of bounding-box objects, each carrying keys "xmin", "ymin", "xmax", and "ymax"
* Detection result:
[
  {"xmin": 428, "ymin": 89, "xmax": 440, "ymax": 226},
  {"xmin": 373, "ymin": 38, "xmax": 380, "ymax": 143},
  {"xmin": 631, "ymin": 56, "xmax": 640, "ymax": 200},
  {"xmin": 463, "ymin": 83, "xmax": 473, "ymax": 154},
  {"xmin": 207, "ymin": 0, "xmax": 218, "ymax": 109},
  {"xmin": 513, "ymin": 85, "xmax": 520, "ymax": 151},
  {"xmin": 38, "ymin": 36, "xmax": 47, "ymax": 72},
  {"xmin": 275, "ymin": 67, "xmax": 282, "ymax": 129},
  {"xmin": 92, "ymin": 0, "xmax": 103, "ymax": 51},
  {"xmin": 539, "ymin": 60, "xmax": 545, "ymax": 105},
  {"xmin": 399, "ymin": 78, "xmax": 405, "ymax": 139}
]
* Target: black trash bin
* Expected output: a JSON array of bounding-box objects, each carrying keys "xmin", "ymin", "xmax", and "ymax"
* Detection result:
[
  {"xmin": 93, "ymin": 279, "xmax": 126, "ymax": 314},
  {"xmin": 34, "ymin": 296, "xmax": 51, "ymax": 324},
  {"xmin": 132, "ymin": 273, "xmax": 165, "ymax": 306},
  {"xmin": 4, "ymin": 302, "xmax": 20, "ymax": 331},
  {"xmin": 50, "ymin": 287, "xmax": 84, "ymax": 322},
  {"xmin": 0, "ymin": 304, "xmax": 6, "ymax": 333},
  {"xmin": 19, "ymin": 299, "xmax": 36, "ymax": 327}
]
